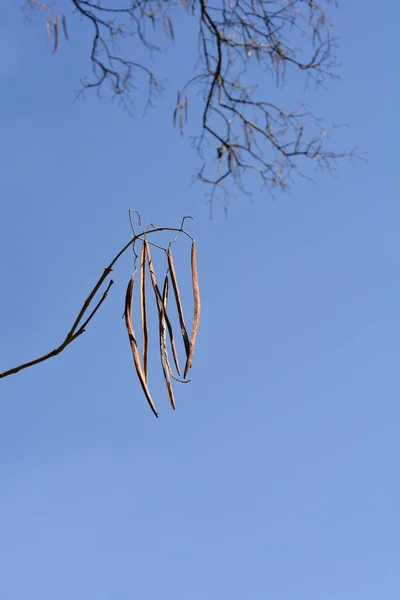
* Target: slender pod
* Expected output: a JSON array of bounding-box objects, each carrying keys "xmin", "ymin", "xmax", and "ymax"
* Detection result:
[
  {"xmin": 124, "ymin": 277, "xmax": 158, "ymax": 418},
  {"xmin": 46, "ymin": 17, "xmax": 52, "ymax": 42},
  {"xmin": 160, "ymin": 276, "xmax": 176, "ymax": 409},
  {"xmin": 62, "ymin": 15, "xmax": 70, "ymax": 42},
  {"xmin": 145, "ymin": 239, "xmax": 164, "ymax": 311},
  {"xmin": 160, "ymin": 358, "xmax": 176, "ymax": 409},
  {"xmin": 184, "ymin": 241, "xmax": 201, "ymax": 379},
  {"xmin": 52, "ymin": 14, "xmax": 59, "ymax": 55},
  {"xmin": 162, "ymin": 275, "xmax": 187, "ymax": 385},
  {"xmin": 140, "ymin": 242, "xmax": 149, "ymax": 382},
  {"xmin": 162, "ymin": 275, "xmax": 183, "ymax": 380},
  {"xmin": 162, "ymin": 275, "xmax": 169, "ymax": 309},
  {"xmin": 145, "ymin": 242, "xmax": 181, "ymax": 375},
  {"xmin": 167, "ymin": 248, "xmax": 190, "ymax": 358}
]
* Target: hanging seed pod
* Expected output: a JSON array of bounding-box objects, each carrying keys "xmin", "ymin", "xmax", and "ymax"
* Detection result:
[
  {"xmin": 160, "ymin": 275, "xmax": 176, "ymax": 409},
  {"xmin": 184, "ymin": 241, "xmax": 201, "ymax": 379},
  {"xmin": 162, "ymin": 275, "xmax": 188, "ymax": 382},
  {"xmin": 124, "ymin": 277, "xmax": 158, "ymax": 418},
  {"xmin": 145, "ymin": 241, "xmax": 181, "ymax": 375},
  {"xmin": 46, "ymin": 16, "xmax": 52, "ymax": 43},
  {"xmin": 167, "ymin": 248, "xmax": 190, "ymax": 358},
  {"xmin": 62, "ymin": 15, "xmax": 70, "ymax": 42},
  {"xmin": 140, "ymin": 242, "xmax": 149, "ymax": 382},
  {"xmin": 52, "ymin": 14, "xmax": 59, "ymax": 55}
]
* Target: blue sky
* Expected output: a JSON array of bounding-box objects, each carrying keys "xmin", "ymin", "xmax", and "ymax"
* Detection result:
[{"xmin": 0, "ymin": 2, "xmax": 399, "ymax": 599}]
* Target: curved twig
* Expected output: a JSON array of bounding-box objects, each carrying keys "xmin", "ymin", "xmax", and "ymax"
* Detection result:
[{"xmin": 0, "ymin": 223, "xmax": 193, "ymax": 380}]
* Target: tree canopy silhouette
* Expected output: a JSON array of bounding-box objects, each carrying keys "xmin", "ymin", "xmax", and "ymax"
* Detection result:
[{"xmin": 24, "ymin": 0, "xmax": 357, "ymax": 201}]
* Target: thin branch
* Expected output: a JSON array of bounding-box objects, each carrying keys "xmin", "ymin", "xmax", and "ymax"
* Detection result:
[
  {"xmin": 0, "ymin": 280, "xmax": 114, "ymax": 379},
  {"xmin": 23, "ymin": 1, "xmax": 361, "ymax": 201},
  {"xmin": 0, "ymin": 225, "xmax": 191, "ymax": 380}
]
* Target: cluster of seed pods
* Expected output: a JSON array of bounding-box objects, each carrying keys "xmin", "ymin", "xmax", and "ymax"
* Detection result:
[{"xmin": 124, "ymin": 234, "xmax": 200, "ymax": 417}]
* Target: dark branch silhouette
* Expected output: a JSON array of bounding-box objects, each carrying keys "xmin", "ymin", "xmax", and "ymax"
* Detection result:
[{"xmin": 23, "ymin": 0, "xmax": 360, "ymax": 203}]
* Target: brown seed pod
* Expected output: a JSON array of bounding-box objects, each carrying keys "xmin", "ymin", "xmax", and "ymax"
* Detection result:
[
  {"xmin": 160, "ymin": 275, "xmax": 176, "ymax": 410},
  {"xmin": 52, "ymin": 14, "xmax": 59, "ymax": 55},
  {"xmin": 145, "ymin": 243, "xmax": 177, "ymax": 410},
  {"xmin": 62, "ymin": 14, "xmax": 70, "ymax": 42},
  {"xmin": 145, "ymin": 241, "xmax": 181, "ymax": 375},
  {"xmin": 184, "ymin": 241, "xmax": 201, "ymax": 379},
  {"xmin": 167, "ymin": 248, "xmax": 190, "ymax": 358},
  {"xmin": 161, "ymin": 275, "xmax": 189, "ymax": 384},
  {"xmin": 140, "ymin": 242, "xmax": 149, "ymax": 382},
  {"xmin": 124, "ymin": 276, "xmax": 158, "ymax": 418},
  {"xmin": 46, "ymin": 17, "xmax": 52, "ymax": 43}
]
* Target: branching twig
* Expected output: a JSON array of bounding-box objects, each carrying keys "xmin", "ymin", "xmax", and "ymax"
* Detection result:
[
  {"xmin": 23, "ymin": 1, "xmax": 362, "ymax": 203},
  {"xmin": 0, "ymin": 279, "xmax": 114, "ymax": 379},
  {"xmin": 0, "ymin": 224, "xmax": 191, "ymax": 380}
]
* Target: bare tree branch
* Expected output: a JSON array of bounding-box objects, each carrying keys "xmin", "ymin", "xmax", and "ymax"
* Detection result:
[
  {"xmin": 0, "ymin": 223, "xmax": 193, "ymax": 380},
  {"xmin": 23, "ymin": 0, "xmax": 361, "ymax": 202}
]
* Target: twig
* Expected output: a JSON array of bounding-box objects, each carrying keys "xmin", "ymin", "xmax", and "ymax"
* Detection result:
[
  {"xmin": 0, "ymin": 280, "xmax": 113, "ymax": 379},
  {"xmin": 0, "ymin": 225, "xmax": 190, "ymax": 380}
]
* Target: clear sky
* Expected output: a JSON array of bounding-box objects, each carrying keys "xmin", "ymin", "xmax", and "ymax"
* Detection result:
[{"xmin": 0, "ymin": 2, "xmax": 398, "ymax": 599}]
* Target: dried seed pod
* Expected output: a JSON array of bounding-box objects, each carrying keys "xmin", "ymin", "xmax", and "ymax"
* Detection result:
[
  {"xmin": 140, "ymin": 242, "xmax": 149, "ymax": 382},
  {"xmin": 161, "ymin": 276, "xmax": 189, "ymax": 384},
  {"xmin": 145, "ymin": 241, "xmax": 181, "ymax": 375},
  {"xmin": 160, "ymin": 275, "xmax": 176, "ymax": 410},
  {"xmin": 162, "ymin": 274, "xmax": 169, "ymax": 309},
  {"xmin": 167, "ymin": 248, "xmax": 190, "ymax": 358},
  {"xmin": 124, "ymin": 277, "xmax": 158, "ymax": 418},
  {"xmin": 62, "ymin": 14, "xmax": 70, "ymax": 41},
  {"xmin": 146, "ymin": 243, "xmax": 177, "ymax": 410},
  {"xmin": 46, "ymin": 16, "xmax": 52, "ymax": 42},
  {"xmin": 160, "ymin": 359, "xmax": 176, "ymax": 409},
  {"xmin": 52, "ymin": 14, "xmax": 59, "ymax": 55},
  {"xmin": 184, "ymin": 241, "xmax": 201, "ymax": 379},
  {"xmin": 145, "ymin": 239, "xmax": 163, "ymax": 309}
]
